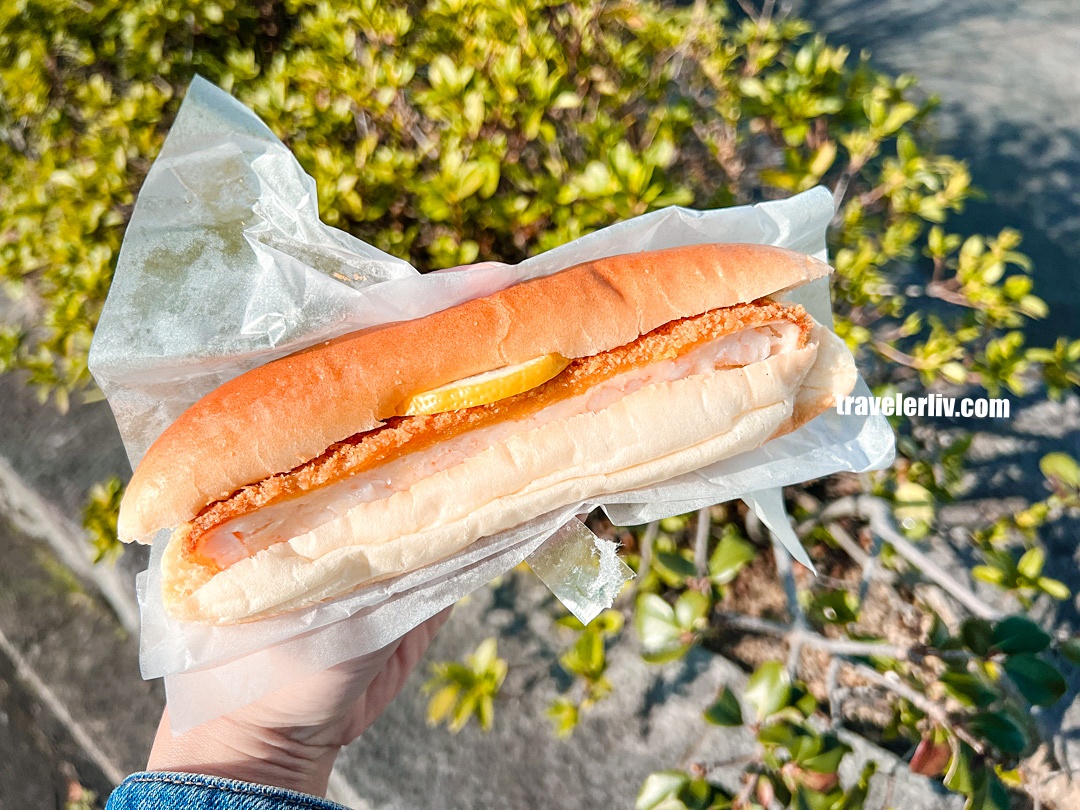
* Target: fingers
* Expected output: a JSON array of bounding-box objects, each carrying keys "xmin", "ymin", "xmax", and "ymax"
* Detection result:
[{"xmin": 342, "ymin": 606, "xmax": 453, "ymax": 741}]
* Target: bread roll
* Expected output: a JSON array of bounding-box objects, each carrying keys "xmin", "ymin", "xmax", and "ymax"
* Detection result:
[
  {"xmin": 161, "ymin": 322, "xmax": 853, "ymax": 624},
  {"xmin": 119, "ymin": 244, "xmax": 830, "ymax": 543},
  {"xmin": 117, "ymin": 243, "xmax": 855, "ymax": 623}
]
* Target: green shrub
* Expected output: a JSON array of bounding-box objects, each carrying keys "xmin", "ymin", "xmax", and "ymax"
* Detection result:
[
  {"xmin": 5, "ymin": 0, "xmax": 1074, "ymax": 404},
  {"xmin": 3, "ymin": 0, "xmax": 1079, "ymax": 806}
]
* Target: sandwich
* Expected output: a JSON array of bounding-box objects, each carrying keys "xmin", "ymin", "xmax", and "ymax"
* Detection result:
[{"xmin": 118, "ymin": 243, "xmax": 857, "ymax": 624}]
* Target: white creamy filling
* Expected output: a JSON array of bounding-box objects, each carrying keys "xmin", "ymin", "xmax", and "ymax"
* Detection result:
[{"xmin": 200, "ymin": 321, "xmax": 801, "ymax": 567}]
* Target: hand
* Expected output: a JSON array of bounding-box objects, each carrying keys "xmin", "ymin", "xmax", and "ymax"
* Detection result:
[
  {"xmin": 146, "ymin": 607, "xmax": 451, "ymax": 796},
  {"xmin": 147, "ymin": 260, "xmax": 493, "ymax": 794}
]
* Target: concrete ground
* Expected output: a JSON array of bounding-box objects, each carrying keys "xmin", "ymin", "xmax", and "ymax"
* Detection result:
[
  {"xmin": 793, "ymin": 0, "xmax": 1080, "ymax": 342},
  {"xmin": 2, "ymin": 1, "xmax": 1079, "ymax": 808}
]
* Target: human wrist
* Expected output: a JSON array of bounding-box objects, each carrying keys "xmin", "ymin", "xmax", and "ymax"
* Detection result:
[{"xmin": 147, "ymin": 708, "xmax": 342, "ymax": 796}]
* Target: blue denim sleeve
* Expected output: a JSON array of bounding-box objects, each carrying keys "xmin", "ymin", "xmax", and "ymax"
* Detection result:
[{"xmin": 105, "ymin": 771, "xmax": 352, "ymax": 810}]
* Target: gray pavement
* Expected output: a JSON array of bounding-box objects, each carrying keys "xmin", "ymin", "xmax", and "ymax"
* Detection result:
[
  {"xmin": 0, "ymin": 375, "xmax": 960, "ymax": 808},
  {"xmin": 342, "ymin": 572, "xmax": 961, "ymax": 810},
  {"xmin": 792, "ymin": 0, "xmax": 1080, "ymax": 341},
  {"xmin": 0, "ymin": 491, "xmax": 161, "ymax": 807}
]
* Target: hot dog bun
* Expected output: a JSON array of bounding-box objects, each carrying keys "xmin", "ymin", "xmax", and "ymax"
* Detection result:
[
  {"xmin": 119, "ymin": 243, "xmax": 830, "ymax": 544},
  {"xmin": 118, "ymin": 243, "xmax": 856, "ymax": 624},
  {"xmin": 160, "ymin": 321, "xmax": 853, "ymax": 624}
]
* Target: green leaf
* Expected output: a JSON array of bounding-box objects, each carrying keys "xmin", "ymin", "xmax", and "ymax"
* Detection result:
[
  {"xmin": 659, "ymin": 515, "xmax": 689, "ymax": 533},
  {"xmin": 546, "ymin": 698, "xmax": 579, "ymax": 739},
  {"xmin": 941, "ymin": 361, "xmax": 969, "ymax": 384},
  {"xmin": 1002, "ymin": 654, "xmax": 1067, "ymax": 706},
  {"xmin": 790, "ymin": 684, "xmax": 819, "ymax": 719},
  {"xmin": 801, "ymin": 740, "xmax": 850, "ymax": 773},
  {"xmin": 552, "ymin": 91, "xmax": 581, "ymax": 109},
  {"xmin": 83, "ymin": 476, "xmax": 125, "ymax": 565},
  {"xmin": 1040, "ymin": 452, "xmax": 1080, "ymax": 488},
  {"xmin": 708, "ymin": 530, "xmax": 756, "ymax": 586},
  {"xmin": 704, "ymin": 686, "xmax": 744, "ymax": 727},
  {"xmin": 591, "ymin": 609, "xmax": 625, "ymax": 636},
  {"xmin": 1037, "ymin": 577, "xmax": 1070, "ymax": 600},
  {"xmin": 426, "ymin": 684, "xmax": 460, "ymax": 725},
  {"xmin": 939, "ymin": 671, "xmax": 999, "ymax": 708},
  {"xmin": 968, "ymin": 766, "xmax": 1011, "ymax": 810},
  {"xmin": 471, "ymin": 637, "xmax": 499, "ymax": 671},
  {"xmin": 928, "ymin": 613, "xmax": 953, "ymax": 648},
  {"xmin": 635, "ymin": 594, "xmax": 680, "ymax": 650},
  {"xmin": 674, "ymin": 590, "xmax": 710, "ymax": 629},
  {"xmin": 424, "ymin": 634, "xmax": 506, "ymax": 732},
  {"xmin": 784, "ymin": 726, "xmax": 822, "ymax": 764},
  {"xmin": 893, "ymin": 480, "xmax": 935, "ymax": 535},
  {"xmin": 944, "ymin": 741, "xmax": 975, "ymax": 794},
  {"xmin": 758, "ymin": 168, "xmax": 800, "ymax": 192},
  {"xmin": 960, "ymin": 618, "xmax": 994, "ymax": 656},
  {"xmin": 1016, "ymin": 547, "xmax": 1045, "ymax": 580},
  {"xmin": 561, "ymin": 630, "xmax": 605, "ymax": 680},
  {"xmin": 808, "ymin": 140, "xmax": 837, "ymax": 178},
  {"xmin": 881, "ymin": 101, "xmax": 918, "ymax": 135},
  {"xmin": 758, "ymin": 722, "xmax": 800, "ymax": 750},
  {"xmin": 574, "ymin": 161, "xmax": 613, "ymax": 197},
  {"xmin": 654, "ymin": 551, "xmax": 697, "ymax": 584},
  {"xmin": 794, "ymin": 784, "xmax": 838, "ymax": 810},
  {"xmin": 972, "ymin": 565, "xmax": 1006, "ymax": 586},
  {"xmin": 967, "ymin": 712, "xmax": 1028, "ymax": 755},
  {"xmin": 1059, "ymin": 638, "xmax": 1080, "ymax": 666},
  {"xmin": 635, "ymin": 771, "xmax": 688, "ymax": 810},
  {"xmin": 808, "ymin": 589, "xmax": 860, "ymax": 625},
  {"xmin": 745, "ymin": 661, "xmax": 792, "ymax": 722},
  {"xmin": 991, "ymin": 616, "xmax": 1051, "ymax": 654}
]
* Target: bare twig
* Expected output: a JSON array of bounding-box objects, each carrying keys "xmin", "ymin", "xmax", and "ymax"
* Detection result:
[
  {"xmin": 858, "ymin": 523, "xmax": 883, "ymax": 606},
  {"xmin": 715, "ymin": 612, "xmax": 970, "ymax": 667},
  {"xmin": 697, "ymin": 753, "xmax": 760, "ymax": 773},
  {"xmin": 716, "ymin": 612, "xmax": 791, "ymax": 638},
  {"xmin": 872, "ymin": 340, "xmax": 930, "ymax": 371},
  {"xmin": 881, "ymin": 764, "xmax": 898, "ymax": 809},
  {"xmin": 826, "ymin": 658, "xmax": 843, "ymax": 730},
  {"xmin": 820, "ymin": 495, "xmax": 1003, "ymax": 621},
  {"xmin": 766, "ymin": 529, "xmax": 809, "ymax": 674},
  {"xmin": 772, "ymin": 534, "xmax": 807, "ymax": 627},
  {"xmin": 851, "ymin": 664, "xmax": 987, "ymax": 756},
  {"xmin": 715, "ymin": 613, "xmax": 906, "ymax": 660},
  {"xmin": 634, "ymin": 521, "xmax": 658, "ymax": 596},
  {"xmin": 926, "ymin": 280, "xmax": 988, "ymax": 311},
  {"xmin": 694, "ymin": 507, "xmax": 711, "ymax": 577},
  {"xmin": 821, "ymin": 520, "xmax": 868, "ymax": 566},
  {"xmin": 796, "ymin": 516, "xmax": 898, "ymax": 590},
  {"xmin": 734, "ymin": 0, "xmax": 760, "ymax": 21},
  {"xmin": 762, "ymin": 0, "xmax": 776, "ymax": 25},
  {"xmin": 666, "ymin": 0, "xmax": 707, "ymax": 82},
  {"xmin": 734, "ymin": 771, "xmax": 757, "ymax": 809}
]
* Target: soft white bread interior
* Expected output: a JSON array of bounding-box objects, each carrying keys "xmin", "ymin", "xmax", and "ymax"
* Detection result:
[
  {"xmin": 161, "ymin": 323, "xmax": 855, "ymax": 624},
  {"xmin": 119, "ymin": 244, "xmax": 831, "ymax": 543}
]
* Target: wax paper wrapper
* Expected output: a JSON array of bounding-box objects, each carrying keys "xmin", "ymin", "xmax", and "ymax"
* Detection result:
[{"xmin": 89, "ymin": 77, "xmax": 894, "ymax": 733}]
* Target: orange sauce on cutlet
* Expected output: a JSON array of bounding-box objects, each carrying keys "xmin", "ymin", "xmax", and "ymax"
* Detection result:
[{"xmin": 185, "ymin": 300, "xmax": 811, "ymax": 564}]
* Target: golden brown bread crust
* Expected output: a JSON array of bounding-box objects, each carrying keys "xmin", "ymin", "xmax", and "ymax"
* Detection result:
[{"xmin": 120, "ymin": 243, "xmax": 830, "ymax": 543}]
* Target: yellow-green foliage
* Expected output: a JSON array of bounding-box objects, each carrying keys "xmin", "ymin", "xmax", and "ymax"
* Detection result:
[{"xmin": 4, "ymin": 0, "xmax": 1076, "ymax": 410}]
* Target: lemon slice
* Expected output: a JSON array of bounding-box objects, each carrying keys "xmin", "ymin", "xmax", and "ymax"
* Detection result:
[{"xmin": 399, "ymin": 353, "xmax": 571, "ymax": 416}]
